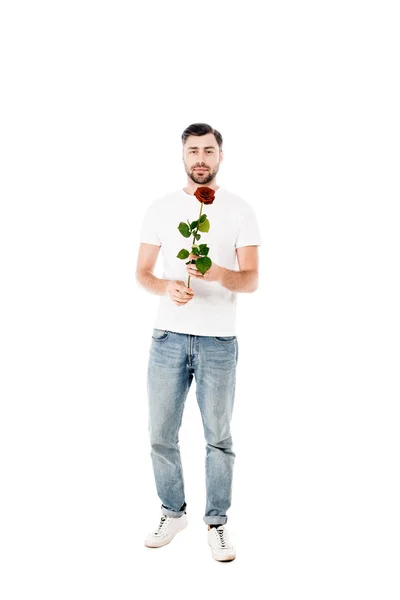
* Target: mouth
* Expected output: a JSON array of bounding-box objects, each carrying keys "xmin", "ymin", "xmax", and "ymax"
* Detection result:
[{"xmin": 194, "ymin": 168, "xmax": 208, "ymax": 172}]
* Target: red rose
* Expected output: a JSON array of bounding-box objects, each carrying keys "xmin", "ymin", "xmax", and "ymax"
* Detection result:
[{"xmin": 194, "ymin": 186, "xmax": 215, "ymax": 205}]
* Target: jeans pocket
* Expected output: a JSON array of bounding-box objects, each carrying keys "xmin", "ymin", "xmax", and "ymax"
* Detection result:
[
  {"xmin": 212, "ymin": 335, "xmax": 236, "ymax": 343},
  {"xmin": 152, "ymin": 328, "xmax": 169, "ymax": 341}
]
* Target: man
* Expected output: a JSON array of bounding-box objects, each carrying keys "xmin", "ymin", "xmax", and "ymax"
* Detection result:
[{"xmin": 136, "ymin": 123, "xmax": 262, "ymax": 562}]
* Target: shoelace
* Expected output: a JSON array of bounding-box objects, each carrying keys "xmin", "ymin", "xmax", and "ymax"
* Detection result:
[
  {"xmin": 214, "ymin": 526, "xmax": 227, "ymax": 548},
  {"xmin": 154, "ymin": 515, "xmax": 171, "ymax": 536}
]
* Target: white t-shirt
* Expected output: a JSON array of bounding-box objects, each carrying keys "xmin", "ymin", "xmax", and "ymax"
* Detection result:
[{"xmin": 139, "ymin": 186, "xmax": 262, "ymax": 336}]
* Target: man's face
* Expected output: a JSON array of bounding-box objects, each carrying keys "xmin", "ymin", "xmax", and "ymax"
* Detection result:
[{"xmin": 182, "ymin": 133, "xmax": 223, "ymax": 185}]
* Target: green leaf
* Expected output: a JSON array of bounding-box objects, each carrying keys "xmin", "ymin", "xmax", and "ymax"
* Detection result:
[
  {"xmin": 195, "ymin": 233, "xmax": 201, "ymax": 240},
  {"xmin": 195, "ymin": 256, "xmax": 212, "ymax": 274},
  {"xmin": 191, "ymin": 247, "xmax": 200, "ymax": 256},
  {"xmin": 200, "ymin": 214, "xmax": 207, "ymax": 223},
  {"xmin": 198, "ymin": 218, "xmax": 210, "ymax": 233},
  {"xmin": 177, "ymin": 248, "xmax": 190, "ymax": 259},
  {"xmin": 178, "ymin": 222, "xmax": 191, "ymax": 238},
  {"xmin": 190, "ymin": 220, "xmax": 199, "ymax": 229}
]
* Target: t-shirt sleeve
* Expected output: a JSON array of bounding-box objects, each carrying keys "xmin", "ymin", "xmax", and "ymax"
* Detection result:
[
  {"xmin": 235, "ymin": 203, "xmax": 262, "ymax": 248},
  {"xmin": 139, "ymin": 201, "xmax": 161, "ymax": 246}
]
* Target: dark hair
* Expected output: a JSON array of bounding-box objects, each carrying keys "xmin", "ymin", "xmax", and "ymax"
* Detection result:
[{"xmin": 181, "ymin": 123, "xmax": 223, "ymax": 151}]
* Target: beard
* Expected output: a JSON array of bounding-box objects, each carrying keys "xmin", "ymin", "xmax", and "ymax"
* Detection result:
[{"xmin": 184, "ymin": 163, "xmax": 219, "ymax": 186}]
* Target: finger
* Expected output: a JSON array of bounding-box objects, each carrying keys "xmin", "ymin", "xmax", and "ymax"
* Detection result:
[
  {"xmin": 175, "ymin": 296, "xmax": 192, "ymax": 304},
  {"xmin": 175, "ymin": 286, "xmax": 193, "ymax": 295}
]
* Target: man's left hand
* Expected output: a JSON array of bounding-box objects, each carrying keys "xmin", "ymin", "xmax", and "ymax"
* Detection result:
[{"xmin": 186, "ymin": 253, "xmax": 222, "ymax": 283}]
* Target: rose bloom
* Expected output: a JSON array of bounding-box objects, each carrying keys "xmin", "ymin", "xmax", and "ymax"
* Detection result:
[{"xmin": 194, "ymin": 186, "xmax": 216, "ymax": 205}]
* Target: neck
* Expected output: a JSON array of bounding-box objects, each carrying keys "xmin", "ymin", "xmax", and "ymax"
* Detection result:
[{"xmin": 183, "ymin": 182, "xmax": 220, "ymax": 195}]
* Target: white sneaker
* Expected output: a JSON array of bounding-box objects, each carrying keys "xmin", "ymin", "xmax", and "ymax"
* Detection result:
[
  {"xmin": 207, "ymin": 525, "xmax": 236, "ymax": 561},
  {"xmin": 144, "ymin": 513, "xmax": 188, "ymax": 548}
]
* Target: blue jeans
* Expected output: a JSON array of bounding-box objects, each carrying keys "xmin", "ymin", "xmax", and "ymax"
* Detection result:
[{"xmin": 147, "ymin": 328, "xmax": 239, "ymax": 525}]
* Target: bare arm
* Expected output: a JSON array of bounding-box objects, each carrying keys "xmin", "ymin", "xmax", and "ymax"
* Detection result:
[
  {"xmin": 217, "ymin": 246, "xmax": 259, "ymax": 293},
  {"xmin": 135, "ymin": 243, "xmax": 168, "ymax": 296},
  {"xmin": 135, "ymin": 243, "xmax": 194, "ymax": 305}
]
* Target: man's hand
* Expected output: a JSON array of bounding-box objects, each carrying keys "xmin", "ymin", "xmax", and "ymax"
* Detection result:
[
  {"xmin": 186, "ymin": 253, "xmax": 222, "ymax": 283},
  {"xmin": 165, "ymin": 280, "xmax": 194, "ymax": 306}
]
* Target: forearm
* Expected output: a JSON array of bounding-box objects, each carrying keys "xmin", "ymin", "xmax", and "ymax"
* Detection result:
[
  {"xmin": 217, "ymin": 267, "xmax": 258, "ymax": 293},
  {"xmin": 136, "ymin": 270, "xmax": 168, "ymax": 296}
]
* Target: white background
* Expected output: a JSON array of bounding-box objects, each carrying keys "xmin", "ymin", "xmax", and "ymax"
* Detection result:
[{"xmin": 1, "ymin": 1, "xmax": 399, "ymax": 598}]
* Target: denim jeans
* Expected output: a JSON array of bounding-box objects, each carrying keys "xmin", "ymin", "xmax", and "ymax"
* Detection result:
[{"xmin": 147, "ymin": 328, "xmax": 239, "ymax": 525}]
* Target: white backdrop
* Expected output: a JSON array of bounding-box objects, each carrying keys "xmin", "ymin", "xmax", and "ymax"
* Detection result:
[{"xmin": 1, "ymin": 1, "xmax": 399, "ymax": 598}]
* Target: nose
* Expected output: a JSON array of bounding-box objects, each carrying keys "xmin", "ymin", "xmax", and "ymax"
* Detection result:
[{"xmin": 196, "ymin": 150, "xmax": 208, "ymax": 165}]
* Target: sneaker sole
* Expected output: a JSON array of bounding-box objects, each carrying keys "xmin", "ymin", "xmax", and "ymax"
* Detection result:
[{"xmin": 211, "ymin": 551, "xmax": 236, "ymax": 561}]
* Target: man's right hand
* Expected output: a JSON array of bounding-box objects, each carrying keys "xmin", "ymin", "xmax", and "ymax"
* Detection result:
[{"xmin": 165, "ymin": 280, "xmax": 194, "ymax": 306}]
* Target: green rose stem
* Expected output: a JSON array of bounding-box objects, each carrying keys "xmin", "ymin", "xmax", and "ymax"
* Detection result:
[{"xmin": 187, "ymin": 202, "xmax": 203, "ymax": 288}]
